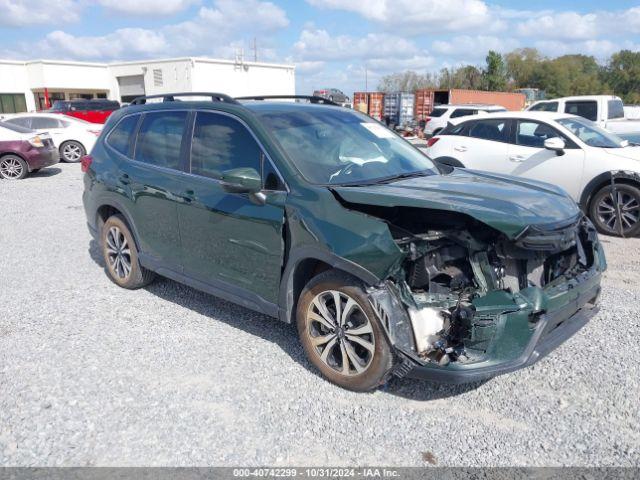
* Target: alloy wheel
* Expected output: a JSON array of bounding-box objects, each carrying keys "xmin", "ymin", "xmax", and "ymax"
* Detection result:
[
  {"xmin": 597, "ymin": 190, "xmax": 640, "ymax": 233},
  {"xmin": 62, "ymin": 142, "xmax": 83, "ymax": 162},
  {"xmin": 105, "ymin": 226, "xmax": 132, "ymax": 279},
  {"xmin": 0, "ymin": 157, "xmax": 24, "ymax": 179},
  {"xmin": 306, "ymin": 290, "xmax": 375, "ymax": 376}
]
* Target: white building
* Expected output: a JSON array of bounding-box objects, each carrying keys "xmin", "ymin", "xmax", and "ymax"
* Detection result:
[{"xmin": 0, "ymin": 57, "xmax": 296, "ymax": 113}]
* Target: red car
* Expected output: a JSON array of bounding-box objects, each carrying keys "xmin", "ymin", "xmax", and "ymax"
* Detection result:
[
  {"xmin": 48, "ymin": 99, "xmax": 120, "ymax": 124},
  {"xmin": 0, "ymin": 122, "xmax": 59, "ymax": 180}
]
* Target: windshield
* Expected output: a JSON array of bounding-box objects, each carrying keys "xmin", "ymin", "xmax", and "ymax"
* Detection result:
[
  {"xmin": 557, "ymin": 117, "xmax": 625, "ymax": 148},
  {"xmin": 253, "ymin": 105, "xmax": 438, "ymax": 185}
]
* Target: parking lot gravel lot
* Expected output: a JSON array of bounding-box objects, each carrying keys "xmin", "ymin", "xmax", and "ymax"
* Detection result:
[{"xmin": 1, "ymin": 163, "xmax": 639, "ymax": 467}]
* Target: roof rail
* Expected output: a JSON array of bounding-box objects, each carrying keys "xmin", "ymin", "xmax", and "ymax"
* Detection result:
[
  {"xmin": 235, "ymin": 95, "xmax": 339, "ymax": 106},
  {"xmin": 129, "ymin": 92, "xmax": 240, "ymax": 106}
]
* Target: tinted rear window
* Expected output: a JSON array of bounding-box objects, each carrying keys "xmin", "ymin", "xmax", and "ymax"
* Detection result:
[
  {"xmin": 450, "ymin": 109, "xmax": 477, "ymax": 118},
  {"xmin": 565, "ymin": 101, "xmax": 597, "ymax": 122},
  {"xmin": 608, "ymin": 99, "xmax": 624, "ymax": 120},
  {"xmin": 529, "ymin": 101, "xmax": 559, "ymax": 112},
  {"xmin": 0, "ymin": 121, "xmax": 32, "ymax": 133},
  {"xmin": 106, "ymin": 115, "xmax": 139, "ymax": 156},
  {"xmin": 134, "ymin": 111, "xmax": 187, "ymax": 170},
  {"xmin": 429, "ymin": 108, "xmax": 447, "ymax": 117}
]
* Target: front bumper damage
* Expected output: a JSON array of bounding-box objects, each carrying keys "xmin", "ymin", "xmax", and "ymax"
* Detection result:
[{"xmin": 366, "ymin": 216, "xmax": 606, "ymax": 384}]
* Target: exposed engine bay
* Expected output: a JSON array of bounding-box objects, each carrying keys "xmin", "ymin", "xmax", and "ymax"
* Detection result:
[{"xmin": 348, "ymin": 204, "xmax": 601, "ymax": 368}]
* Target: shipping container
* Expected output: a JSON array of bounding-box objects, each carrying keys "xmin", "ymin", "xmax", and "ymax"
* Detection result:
[
  {"xmin": 383, "ymin": 92, "xmax": 414, "ymax": 126},
  {"xmin": 368, "ymin": 92, "xmax": 385, "ymax": 121},
  {"xmin": 415, "ymin": 89, "xmax": 526, "ymax": 119},
  {"xmin": 353, "ymin": 92, "xmax": 368, "ymax": 114}
]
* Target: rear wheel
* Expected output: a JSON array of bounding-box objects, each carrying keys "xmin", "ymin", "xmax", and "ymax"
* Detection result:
[
  {"xmin": 590, "ymin": 184, "xmax": 640, "ymax": 237},
  {"xmin": 101, "ymin": 215, "xmax": 155, "ymax": 289},
  {"xmin": 60, "ymin": 140, "xmax": 85, "ymax": 163},
  {"xmin": 296, "ymin": 270, "xmax": 393, "ymax": 391},
  {"xmin": 0, "ymin": 155, "xmax": 28, "ymax": 180}
]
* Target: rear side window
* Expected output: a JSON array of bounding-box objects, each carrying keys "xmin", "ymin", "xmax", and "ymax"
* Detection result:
[
  {"xmin": 5, "ymin": 117, "xmax": 31, "ymax": 128},
  {"xmin": 429, "ymin": 108, "xmax": 447, "ymax": 118},
  {"xmin": 31, "ymin": 117, "xmax": 63, "ymax": 129},
  {"xmin": 107, "ymin": 114, "xmax": 140, "ymax": 156},
  {"xmin": 468, "ymin": 119, "xmax": 508, "ymax": 142},
  {"xmin": 450, "ymin": 109, "xmax": 477, "ymax": 118},
  {"xmin": 135, "ymin": 111, "xmax": 187, "ymax": 170},
  {"xmin": 607, "ymin": 99, "xmax": 624, "ymax": 120},
  {"xmin": 529, "ymin": 102, "xmax": 558, "ymax": 112},
  {"xmin": 190, "ymin": 112, "xmax": 262, "ymax": 180},
  {"xmin": 565, "ymin": 101, "xmax": 597, "ymax": 121}
]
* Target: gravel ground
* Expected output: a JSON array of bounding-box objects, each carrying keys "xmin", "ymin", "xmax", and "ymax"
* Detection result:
[{"xmin": 1, "ymin": 163, "xmax": 639, "ymax": 467}]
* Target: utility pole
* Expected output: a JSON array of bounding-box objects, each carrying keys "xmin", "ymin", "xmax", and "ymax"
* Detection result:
[
  {"xmin": 365, "ymin": 65, "xmax": 368, "ymax": 92},
  {"xmin": 253, "ymin": 37, "xmax": 258, "ymax": 62}
]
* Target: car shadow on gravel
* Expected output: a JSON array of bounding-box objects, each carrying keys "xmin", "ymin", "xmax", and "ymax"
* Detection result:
[
  {"xmin": 28, "ymin": 167, "xmax": 62, "ymax": 178},
  {"xmin": 88, "ymin": 239, "xmax": 485, "ymax": 400}
]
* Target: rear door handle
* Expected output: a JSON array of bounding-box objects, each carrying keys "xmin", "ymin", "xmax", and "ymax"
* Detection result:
[
  {"xmin": 454, "ymin": 146, "xmax": 467, "ymax": 152},
  {"xmin": 509, "ymin": 155, "xmax": 526, "ymax": 162}
]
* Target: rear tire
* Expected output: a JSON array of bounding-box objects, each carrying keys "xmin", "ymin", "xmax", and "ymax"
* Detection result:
[
  {"xmin": 590, "ymin": 184, "xmax": 640, "ymax": 237},
  {"xmin": 0, "ymin": 155, "xmax": 28, "ymax": 180},
  {"xmin": 60, "ymin": 140, "xmax": 85, "ymax": 163},
  {"xmin": 101, "ymin": 215, "xmax": 156, "ymax": 289},
  {"xmin": 296, "ymin": 270, "xmax": 394, "ymax": 391}
]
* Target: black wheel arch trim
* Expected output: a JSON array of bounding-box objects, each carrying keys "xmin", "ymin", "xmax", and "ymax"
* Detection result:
[
  {"xmin": 580, "ymin": 171, "xmax": 640, "ymax": 211},
  {"xmin": 278, "ymin": 246, "xmax": 381, "ymax": 324},
  {"xmin": 92, "ymin": 197, "xmax": 143, "ymax": 252}
]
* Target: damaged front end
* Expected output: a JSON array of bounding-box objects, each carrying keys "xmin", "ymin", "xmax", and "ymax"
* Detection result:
[{"xmin": 364, "ymin": 211, "xmax": 606, "ymax": 384}]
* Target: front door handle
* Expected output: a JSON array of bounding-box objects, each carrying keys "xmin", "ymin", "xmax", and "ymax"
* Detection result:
[
  {"xmin": 509, "ymin": 155, "xmax": 526, "ymax": 162},
  {"xmin": 454, "ymin": 146, "xmax": 467, "ymax": 152}
]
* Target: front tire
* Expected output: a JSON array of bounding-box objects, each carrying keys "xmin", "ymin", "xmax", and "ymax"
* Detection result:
[
  {"xmin": 590, "ymin": 184, "xmax": 640, "ymax": 237},
  {"xmin": 60, "ymin": 140, "xmax": 85, "ymax": 163},
  {"xmin": 101, "ymin": 215, "xmax": 156, "ymax": 289},
  {"xmin": 0, "ymin": 155, "xmax": 28, "ymax": 180},
  {"xmin": 296, "ymin": 270, "xmax": 393, "ymax": 391}
]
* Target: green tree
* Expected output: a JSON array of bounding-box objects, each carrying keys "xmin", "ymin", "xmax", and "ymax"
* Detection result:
[
  {"xmin": 484, "ymin": 50, "xmax": 507, "ymax": 91},
  {"xmin": 505, "ymin": 48, "xmax": 544, "ymax": 87},
  {"xmin": 605, "ymin": 50, "xmax": 640, "ymax": 103}
]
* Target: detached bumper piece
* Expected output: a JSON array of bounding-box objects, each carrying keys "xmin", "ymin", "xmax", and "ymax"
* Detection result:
[{"xmin": 402, "ymin": 283, "xmax": 600, "ymax": 384}]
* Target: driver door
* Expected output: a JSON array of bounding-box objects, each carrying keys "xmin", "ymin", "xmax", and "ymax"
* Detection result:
[{"xmin": 506, "ymin": 119, "xmax": 585, "ymax": 200}]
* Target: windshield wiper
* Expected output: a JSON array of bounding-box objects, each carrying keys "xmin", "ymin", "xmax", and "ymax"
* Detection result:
[{"xmin": 337, "ymin": 169, "xmax": 432, "ymax": 187}]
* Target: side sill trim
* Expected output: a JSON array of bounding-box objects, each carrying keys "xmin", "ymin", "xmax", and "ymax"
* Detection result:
[{"xmin": 139, "ymin": 252, "xmax": 279, "ymax": 318}]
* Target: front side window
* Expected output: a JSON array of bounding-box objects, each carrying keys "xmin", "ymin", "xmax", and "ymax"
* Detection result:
[
  {"xmin": 516, "ymin": 121, "xmax": 561, "ymax": 148},
  {"xmin": 607, "ymin": 99, "xmax": 624, "ymax": 120},
  {"xmin": 467, "ymin": 119, "xmax": 508, "ymax": 142},
  {"xmin": 450, "ymin": 109, "xmax": 477, "ymax": 118},
  {"xmin": 135, "ymin": 111, "xmax": 187, "ymax": 169},
  {"xmin": 564, "ymin": 101, "xmax": 598, "ymax": 122},
  {"xmin": 31, "ymin": 117, "xmax": 63, "ymax": 129},
  {"xmin": 253, "ymin": 106, "xmax": 438, "ymax": 185},
  {"xmin": 529, "ymin": 101, "xmax": 559, "ymax": 112},
  {"xmin": 191, "ymin": 112, "xmax": 261, "ymax": 180},
  {"xmin": 557, "ymin": 117, "xmax": 625, "ymax": 148},
  {"xmin": 107, "ymin": 114, "xmax": 140, "ymax": 156}
]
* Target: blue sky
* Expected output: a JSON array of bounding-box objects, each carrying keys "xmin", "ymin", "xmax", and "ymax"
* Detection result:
[{"xmin": 1, "ymin": 0, "xmax": 639, "ymax": 94}]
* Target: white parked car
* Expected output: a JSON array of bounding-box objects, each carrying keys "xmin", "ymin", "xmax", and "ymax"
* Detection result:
[
  {"xmin": 423, "ymin": 104, "xmax": 507, "ymax": 136},
  {"xmin": 527, "ymin": 95, "xmax": 640, "ymax": 136},
  {"xmin": 425, "ymin": 111, "xmax": 640, "ymax": 236},
  {"xmin": 0, "ymin": 113, "xmax": 102, "ymax": 163}
]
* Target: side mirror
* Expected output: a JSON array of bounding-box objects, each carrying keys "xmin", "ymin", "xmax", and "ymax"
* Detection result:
[
  {"xmin": 220, "ymin": 167, "xmax": 262, "ymax": 194},
  {"xmin": 544, "ymin": 137, "xmax": 566, "ymax": 155}
]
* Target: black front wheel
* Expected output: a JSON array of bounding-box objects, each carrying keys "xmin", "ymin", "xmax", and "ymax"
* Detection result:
[{"xmin": 590, "ymin": 184, "xmax": 640, "ymax": 237}]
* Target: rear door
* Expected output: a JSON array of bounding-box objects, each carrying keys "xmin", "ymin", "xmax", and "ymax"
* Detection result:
[
  {"xmin": 177, "ymin": 110, "xmax": 287, "ymax": 305},
  {"xmin": 449, "ymin": 118, "xmax": 511, "ymax": 171},
  {"xmin": 116, "ymin": 110, "xmax": 189, "ymax": 273},
  {"xmin": 30, "ymin": 116, "xmax": 67, "ymax": 144},
  {"xmin": 506, "ymin": 119, "xmax": 585, "ymax": 199}
]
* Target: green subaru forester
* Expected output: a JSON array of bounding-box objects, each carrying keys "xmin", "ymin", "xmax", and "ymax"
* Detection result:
[{"xmin": 82, "ymin": 93, "xmax": 606, "ymax": 391}]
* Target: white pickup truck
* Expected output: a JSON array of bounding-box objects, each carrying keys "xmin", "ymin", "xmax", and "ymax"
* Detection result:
[{"xmin": 527, "ymin": 95, "xmax": 640, "ymax": 135}]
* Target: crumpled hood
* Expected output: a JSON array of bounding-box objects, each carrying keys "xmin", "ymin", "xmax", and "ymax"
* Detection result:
[{"xmin": 331, "ymin": 169, "xmax": 581, "ymax": 239}]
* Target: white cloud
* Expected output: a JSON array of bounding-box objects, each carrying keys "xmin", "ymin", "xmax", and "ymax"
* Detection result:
[
  {"xmin": 534, "ymin": 39, "xmax": 640, "ymax": 60},
  {"xmin": 432, "ymin": 35, "xmax": 520, "ymax": 58},
  {"xmin": 306, "ymin": 0, "xmax": 494, "ymax": 33},
  {"xmin": 28, "ymin": 0, "xmax": 289, "ymax": 60},
  {"xmin": 293, "ymin": 28, "xmax": 417, "ymax": 61},
  {"xmin": 97, "ymin": 0, "xmax": 200, "ymax": 15},
  {"xmin": 0, "ymin": 0, "xmax": 81, "ymax": 26}
]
